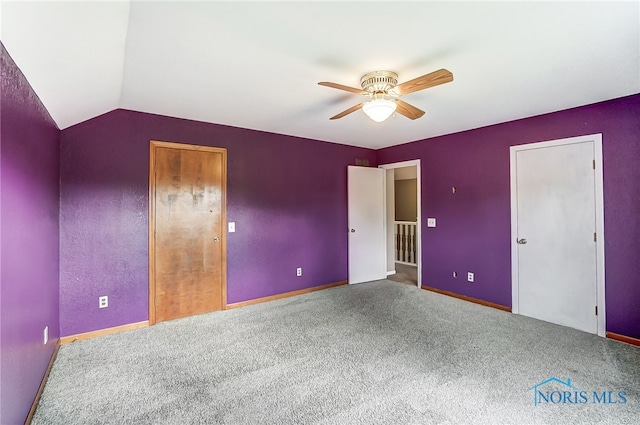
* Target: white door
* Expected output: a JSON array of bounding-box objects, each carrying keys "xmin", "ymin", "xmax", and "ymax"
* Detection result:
[
  {"xmin": 513, "ymin": 140, "xmax": 599, "ymax": 334},
  {"xmin": 348, "ymin": 166, "xmax": 386, "ymax": 284}
]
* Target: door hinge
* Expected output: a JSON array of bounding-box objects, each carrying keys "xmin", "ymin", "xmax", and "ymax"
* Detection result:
[
  {"xmin": 592, "ymin": 159, "xmax": 596, "ymax": 170},
  {"xmin": 594, "ymin": 232, "xmax": 597, "ymax": 242},
  {"xmin": 595, "ymin": 306, "xmax": 598, "ymax": 316}
]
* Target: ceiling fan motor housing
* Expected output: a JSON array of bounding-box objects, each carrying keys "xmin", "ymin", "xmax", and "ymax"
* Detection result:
[{"xmin": 360, "ymin": 71, "xmax": 398, "ymax": 94}]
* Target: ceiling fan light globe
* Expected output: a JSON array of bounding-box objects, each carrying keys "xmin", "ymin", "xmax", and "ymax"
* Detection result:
[{"xmin": 362, "ymin": 99, "xmax": 397, "ymax": 122}]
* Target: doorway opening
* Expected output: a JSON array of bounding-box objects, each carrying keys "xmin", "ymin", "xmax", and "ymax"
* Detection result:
[{"xmin": 379, "ymin": 160, "xmax": 421, "ymax": 288}]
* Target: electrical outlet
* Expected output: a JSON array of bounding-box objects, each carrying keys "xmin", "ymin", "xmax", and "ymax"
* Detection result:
[
  {"xmin": 467, "ymin": 272, "xmax": 474, "ymax": 282},
  {"xmin": 296, "ymin": 267, "xmax": 302, "ymax": 277},
  {"xmin": 99, "ymin": 296, "xmax": 108, "ymax": 308},
  {"xmin": 44, "ymin": 326, "xmax": 48, "ymax": 345}
]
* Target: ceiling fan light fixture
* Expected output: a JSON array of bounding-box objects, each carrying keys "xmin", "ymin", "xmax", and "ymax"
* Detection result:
[
  {"xmin": 362, "ymin": 96, "xmax": 397, "ymax": 122},
  {"xmin": 319, "ymin": 68, "xmax": 452, "ymax": 121}
]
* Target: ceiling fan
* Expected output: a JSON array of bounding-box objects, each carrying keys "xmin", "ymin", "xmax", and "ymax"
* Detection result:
[{"xmin": 318, "ymin": 69, "xmax": 453, "ymax": 122}]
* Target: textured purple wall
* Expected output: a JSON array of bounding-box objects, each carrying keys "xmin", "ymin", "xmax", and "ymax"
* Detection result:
[
  {"xmin": 0, "ymin": 44, "xmax": 60, "ymax": 425},
  {"xmin": 378, "ymin": 94, "xmax": 640, "ymax": 339},
  {"xmin": 59, "ymin": 109, "xmax": 376, "ymax": 336}
]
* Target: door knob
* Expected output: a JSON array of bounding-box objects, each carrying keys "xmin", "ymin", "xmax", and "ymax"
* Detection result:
[
  {"xmin": 350, "ymin": 229, "xmax": 356, "ymax": 233},
  {"xmin": 517, "ymin": 238, "xmax": 527, "ymax": 245},
  {"xmin": 214, "ymin": 237, "xmax": 220, "ymax": 242}
]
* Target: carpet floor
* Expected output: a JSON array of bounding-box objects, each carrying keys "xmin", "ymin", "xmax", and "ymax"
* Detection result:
[
  {"xmin": 387, "ymin": 263, "xmax": 418, "ymax": 286},
  {"xmin": 33, "ymin": 280, "xmax": 639, "ymax": 424}
]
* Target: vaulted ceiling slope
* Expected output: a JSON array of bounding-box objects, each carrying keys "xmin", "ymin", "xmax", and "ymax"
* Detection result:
[{"xmin": 1, "ymin": 1, "xmax": 638, "ymax": 149}]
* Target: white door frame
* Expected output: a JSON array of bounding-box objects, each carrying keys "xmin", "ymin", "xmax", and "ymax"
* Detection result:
[
  {"xmin": 510, "ymin": 134, "xmax": 605, "ymax": 336},
  {"xmin": 379, "ymin": 160, "xmax": 422, "ymax": 287}
]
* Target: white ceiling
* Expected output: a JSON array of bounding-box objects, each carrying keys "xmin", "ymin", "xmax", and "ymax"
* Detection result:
[{"xmin": 2, "ymin": 1, "xmax": 639, "ymax": 149}]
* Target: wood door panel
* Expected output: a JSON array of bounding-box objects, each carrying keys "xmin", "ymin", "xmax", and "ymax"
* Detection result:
[{"xmin": 153, "ymin": 145, "xmax": 225, "ymax": 323}]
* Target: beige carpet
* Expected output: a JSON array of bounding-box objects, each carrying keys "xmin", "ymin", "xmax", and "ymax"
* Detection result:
[{"xmin": 387, "ymin": 262, "xmax": 418, "ymax": 286}]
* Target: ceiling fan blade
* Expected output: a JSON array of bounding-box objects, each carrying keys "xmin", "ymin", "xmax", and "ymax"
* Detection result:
[
  {"xmin": 395, "ymin": 100, "xmax": 425, "ymax": 120},
  {"xmin": 318, "ymin": 82, "xmax": 367, "ymax": 95},
  {"xmin": 330, "ymin": 103, "xmax": 365, "ymax": 120},
  {"xmin": 393, "ymin": 69, "xmax": 453, "ymax": 96}
]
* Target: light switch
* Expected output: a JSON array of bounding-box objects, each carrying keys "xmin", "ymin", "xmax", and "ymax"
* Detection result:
[
  {"xmin": 228, "ymin": 222, "xmax": 236, "ymax": 233},
  {"xmin": 427, "ymin": 218, "xmax": 436, "ymax": 228}
]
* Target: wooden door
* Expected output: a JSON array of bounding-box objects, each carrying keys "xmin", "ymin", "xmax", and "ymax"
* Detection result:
[{"xmin": 149, "ymin": 141, "xmax": 226, "ymax": 324}]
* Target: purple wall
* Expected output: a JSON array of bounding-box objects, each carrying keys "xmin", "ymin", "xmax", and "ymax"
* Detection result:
[
  {"xmin": 378, "ymin": 94, "xmax": 640, "ymax": 339},
  {"xmin": 59, "ymin": 109, "xmax": 377, "ymax": 336},
  {"xmin": 1, "ymin": 35, "xmax": 636, "ymax": 425},
  {"xmin": 0, "ymin": 44, "xmax": 60, "ymax": 425}
]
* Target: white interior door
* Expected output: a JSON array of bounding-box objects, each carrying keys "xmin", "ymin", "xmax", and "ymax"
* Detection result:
[
  {"xmin": 513, "ymin": 140, "xmax": 599, "ymax": 334},
  {"xmin": 348, "ymin": 166, "xmax": 386, "ymax": 284}
]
